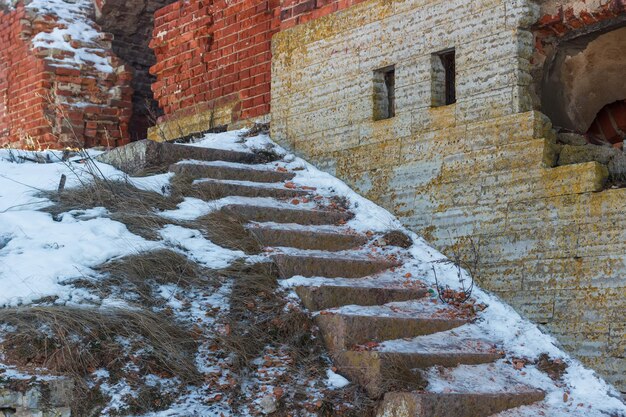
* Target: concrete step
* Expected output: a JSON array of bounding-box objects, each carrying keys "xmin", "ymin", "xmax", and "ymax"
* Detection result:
[
  {"xmin": 273, "ymin": 252, "xmax": 399, "ymax": 279},
  {"xmin": 316, "ymin": 301, "xmax": 472, "ymax": 350},
  {"xmin": 170, "ymin": 161, "xmax": 296, "ymax": 183},
  {"xmin": 376, "ymin": 390, "xmax": 545, "ymax": 417},
  {"xmin": 220, "ymin": 204, "xmax": 353, "ymax": 225},
  {"xmin": 246, "ymin": 223, "xmax": 368, "ymax": 251},
  {"xmin": 376, "ymin": 363, "xmax": 546, "ymax": 416},
  {"xmin": 296, "ymin": 284, "xmax": 428, "ymax": 311},
  {"xmin": 191, "ymin": 179, "xmax": 311, "ymax": 200},
  {"xmin": 96, "ymin": 140, "xmax": 264, "ymax": 175},
  {"xmin": 161, "ymin": 142, "xmax": 263, "ymax": 165},
  {"xmin": 333, "ymin": 337, "xmax": 502, "ymax": 397}
]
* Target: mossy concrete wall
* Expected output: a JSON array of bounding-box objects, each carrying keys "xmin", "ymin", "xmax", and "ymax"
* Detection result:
[{"xmin": 271, "ymin": 0, "xmax": 626, "ymax": 391}]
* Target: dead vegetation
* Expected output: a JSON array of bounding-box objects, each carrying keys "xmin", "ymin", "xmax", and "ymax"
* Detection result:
[
  {"xmin": 0, "ymin": 305, "xmax": 200, "ymax": 416},
  {"xmin": 240, "ymin": 122, "xmax": 270, "ymax": 138},
  {"xmin": 219, "ymin": 261, "xmax": 378, "ymax": 416},
  {"xmin": 43, "ymin": 178, "xmax": 181, "ymax": 240},
  {"xmin": 536, "ymin": 353, "xmax": 568, "ymax": 381},
  {"xmin": 196, "ymin": 210, "xmax": 261, "ymax": 253},
  {"xmin": 88, "ymin": 249, "xmax": 219, "ymax": 305}
]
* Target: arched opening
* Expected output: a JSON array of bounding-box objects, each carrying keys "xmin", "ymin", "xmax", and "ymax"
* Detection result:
[{"xmin": 541, "ymin": 25, "xmax": 626, "ymax": 140}]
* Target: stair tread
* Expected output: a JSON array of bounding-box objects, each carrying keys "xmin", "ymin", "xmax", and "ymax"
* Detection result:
[
  {"xmin": 294, "ymin": 280, "xmax": 427, "ymax": 291},
  {"xmin": 375, "ymin": 327, "xmax": 497, "ymax": 355},
  {"xmin": 163, "ymin": 143, "xmax": 259, "ymax": 162},
  {"xmin": 171, "ymin": 160, "xmax": 296, "ymax": 182},
  {"xmin": 218, "ymin": 199, "xmax": 324, "ymax": 210},
  {"xmin": 324, "ymin": 300, "xmax": 472, "ymax": 321},
  {"xmin": 421, "ymin": 363, "xmax": 545, "ymax": 396},
  {"xmin": 194, "ymin": 178, "xmax": 306, "ymax": 189},
  {"xmin": 273, "ymin": 250, "xmax": 397, "ymax": 262},
  {"xmin": 174, "ymin": 159, "xmax": 285, "ymax": 171},
  {"xmin": 220, "ymin": 203, "xmax": 353, "ymax": 225},
  {"xmin": 246, "ymin": 222, "xmax": 361, "ymax": 235}
]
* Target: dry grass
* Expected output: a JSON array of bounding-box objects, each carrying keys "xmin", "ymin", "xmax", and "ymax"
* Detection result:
[
  {"xmin": 219, "ymin": 261, "xmax": 378, "ymax": 416},
  {"xmin": 45, "ymin": 178, "xmax": 178, "ymax": 213},
  {"xmin": 0, "ymin": 306, "xmax": 199, "ymax": 382},
  {"xmin": 196, "ymin": 210, "xmax": 261, "ymax": 254},
  {"xmin": 43, "ymin": 178, "xmax": 182, "ymax": 240},
  {"xmin": 0, "ymin": 305, "xmax": 200, "ymax": 416},
  {"xmin": 91, "ymin": 249, "xmax": 219, "ymax": 304}
]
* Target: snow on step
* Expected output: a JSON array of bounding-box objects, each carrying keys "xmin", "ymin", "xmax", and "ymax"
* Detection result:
[
  {"xmin": 273, "ymin": 251, "xmax": 399, "ymax": 279},
  {"xmin": 332, "ymin": 335, "xmax": 503, "ymax": 398},
  {"xmin": 376, "ymin": 326, "xmax": 499, "ymax": 355},
  {"xmin": 171, "ymin": 160, "xmax": 295, "ymax": 183},
  {"xmin": 424, "ymin": 363, "xmax": 542, "ymax": 395},
  {"xmin": 246, "ymin": 222, "xmax": 367, "ymax": 251},
  {"xmin": 316, "ymin": 300, "xmax": 473, "ymax": 350},
  {"xmin": 376, "ymin": 363, "xmax": 546, "ymax": 417}
]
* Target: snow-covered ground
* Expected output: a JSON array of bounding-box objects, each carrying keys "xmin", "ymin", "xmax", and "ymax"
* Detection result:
[{"xmin": 0, "ymin": 131, "xmax": 624, "ymax": 416}]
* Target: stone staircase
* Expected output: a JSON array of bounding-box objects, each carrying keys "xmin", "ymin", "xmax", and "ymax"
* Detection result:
[{"xmin": 109, "ymin": 141, "xmax": 547, "ymax": 416}]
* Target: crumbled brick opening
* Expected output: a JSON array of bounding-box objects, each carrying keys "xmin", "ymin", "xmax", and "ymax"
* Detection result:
[
  {"xmin": 0, "ymin": 1, "xmax": 132, "ymax": 149},
  {"xmin": 532, "ymin": 1, "xmax": 626, "ymax": 147},
  {"xmin": 587, "ymin": 100, "xmax": 626, "ymax": 147},
  {"xmin": 94, "ymin": 0, "xmax": 175, "ymax": 141}
]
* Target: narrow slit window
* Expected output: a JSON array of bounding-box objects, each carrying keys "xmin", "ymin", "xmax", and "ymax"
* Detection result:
[
  {"xmin": 373, "ymin": 66, "xmax": 395, "ymax": 120},
  {"xmin": 432, "ymin": 49, "xmax": 456, "ymax": 106}
]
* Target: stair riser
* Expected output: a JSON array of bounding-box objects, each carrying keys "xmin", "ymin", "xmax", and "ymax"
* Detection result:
[
  {"xmin": 334, "ymin": 351, "xmax": 501, "ymax": 398},
  {"xmin": 171, "ymin": 163, "xmax": 295, "ymax": 183},
  {"xmin": 317, "ymin": 314, "xmax": 468, "ymax": 350},
  {"xmin": 274, "ymin": 255, "xmax": 397, "ymax": 279},
  {"xmin": 296, "ymin": 286, "xmax": 428, "ymax": 311},
  {"xmin": 192, "ymin": 182, "xmax": 309, "ymax": 200},
  {"xmin": 222, "ymin": 205, "xmax": 353, "ymax": 225},
  {"xmin": 249, "ymin": 228, "xmax": 367, "ymax": 251},
  {"xmin": 161, "ymin": 143, "xmax": 262, "ymax": 164},
  {"xmin": 376, "ymin": 392, "xmax": 546, "ymax": 417}
]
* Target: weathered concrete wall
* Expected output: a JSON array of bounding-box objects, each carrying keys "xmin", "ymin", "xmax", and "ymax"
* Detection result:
[
  {"xmin": 0, "ymin": 377, "xmax": 72, "ymax": 417},
  {"xmin": 271, "ymin": 0, "xmax": 626, "ymax": 391}
]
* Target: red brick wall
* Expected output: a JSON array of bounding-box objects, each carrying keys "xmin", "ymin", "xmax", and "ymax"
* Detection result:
[
  {"xmin": 534, "ymin": 0, "xmax": 626, "ymax": 52},
  {"xmin": 150, "ymin": 0, "xmax": 366, "ymax": 126},
  {"xmin": 280, "ymin": 0, "xmax": 366, "ymax": 29},
  {"xmin": 150, "ymin": 0, "xmax": 280, "ymax": 125},
  {"xmin": 587, "ymin": 100, "xmax": 626, "ymax": 146},
  {"xmin": 0, "ymin": 6, "xmax": 53, "ymax": 148},
  {"xmin": 0, "ymin": 3, "xmax": 133, "ymax": 149}
]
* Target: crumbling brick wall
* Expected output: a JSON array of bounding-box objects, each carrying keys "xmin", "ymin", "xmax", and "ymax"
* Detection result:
[
  {"xmin": 148, "ymin": 0, "xmax": 279, "ymax": 140},
  {"xmin": 0, "ymin": 1, "xmax": 133, "ymax": 149},
  {"xmin": 148, "ymin": 0, "xmax": 370, "ymax": 141},
  {"xmin": 94, "ymin": 0, "xmax": 176, "ymax": 141}
]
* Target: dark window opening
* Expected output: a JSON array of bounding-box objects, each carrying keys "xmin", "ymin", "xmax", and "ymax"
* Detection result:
[
  {"xmin": 440, "ymin": 50, "xmax": 456, "ymax": 105},
  {"xmin": 432, "ymin": 49, "xmax": 456, "ymax": 107},
  {"xmin": 373, "ymin": 66, "xmax": 396, "ymax": 120}
]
